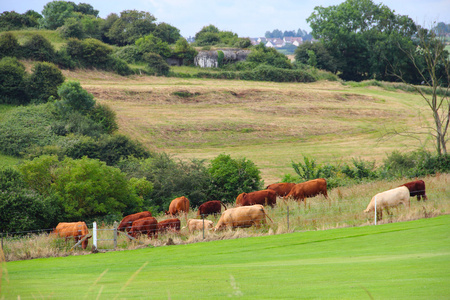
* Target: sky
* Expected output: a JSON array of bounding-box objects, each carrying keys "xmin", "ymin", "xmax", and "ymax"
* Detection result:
[{"xmin": 2, "ymin": 0, "xmax": 449, "ymax": 38}]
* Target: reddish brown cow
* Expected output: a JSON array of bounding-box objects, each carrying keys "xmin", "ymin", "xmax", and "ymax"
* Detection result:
[
  {"xmin": 401, "ymin": 180, "xmax": 428, "ymax": 201},
  {"xmin": 54, "ymin": 222, "xmax": 91, "ymax": 249},
  {"xmin": 166, "ymin": 196, "xmax": 190, "ymax": 216},
  {"xmin": 129, "ymin": 217, "xmax": 158, "ymax": 239},
  {"xmin": 286, "ymin": 178, "xmax": 328, "ymax": 203},
  {"xmin": 158, "ymin": 218, "xmax": 181, "ymax": 233},
  {"xmin": 117, "ymin": 211, "xmax": 152, "ymax": 233},
  {"xmin": 197, "ymin": 200, "xmax": 227, "ymax": 217},
  {"xmin": 235, "ymin": 189, "xmax": 277, "ymax": 207},
  {"xmin": 266, "ymin": 182, "xmax": 296, "ymax": 198}
]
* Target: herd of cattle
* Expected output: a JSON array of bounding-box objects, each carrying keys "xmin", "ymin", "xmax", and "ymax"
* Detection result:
[{"xmin": 53, "ymin": 179, "xmax": 427, "ymax": 249}]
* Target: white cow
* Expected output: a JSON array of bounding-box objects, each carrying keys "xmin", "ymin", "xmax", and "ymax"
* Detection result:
[
  {"xmin": 186, "ymin": 219, "xmax": 214, "ymax": 232},
  {"xmin": 364, "ymin": 186, "xmax": 410, "ymax": 220}
]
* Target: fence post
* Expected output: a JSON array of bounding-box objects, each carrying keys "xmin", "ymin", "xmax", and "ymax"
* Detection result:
[
  {"xmin": 113, "ymin": 221, "xmax": 118, "ymax": 249},
  {"xmin": 374, "ymin": 196, "xmax": 377, "ymax": 225},
  {"xmin": 202, "ymin": 214, "xmax": 205, "ymax": 240},
  {"xmin": 287, "ymin": 205, "xmax": 290, "ymax": 232},
  {"xmin": 93, "ymin": 221, "xmax": 97, "ymax": 249}
]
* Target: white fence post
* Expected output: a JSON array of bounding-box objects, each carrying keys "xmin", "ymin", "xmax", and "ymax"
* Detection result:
[
  {"xmin": 374, "ymin": 196, "xmax": 377, "ymax": 225},
  {"xmin": 93, "ymin": 221, "xmax": 97, "ymax": 248}
]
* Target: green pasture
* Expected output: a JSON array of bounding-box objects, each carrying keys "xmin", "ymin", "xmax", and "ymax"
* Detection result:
[{"xmin": 2, "ymin": 215, "xmax": 449, "ymax": 299}]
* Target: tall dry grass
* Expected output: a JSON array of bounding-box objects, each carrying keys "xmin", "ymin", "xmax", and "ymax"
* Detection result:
[{"xmin": 2, "ymin": 174, "xmax": 449, "ymax": 261}]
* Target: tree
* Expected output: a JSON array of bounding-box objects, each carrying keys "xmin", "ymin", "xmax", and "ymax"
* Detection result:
[
  {"xmin": 26, "ymin": 61, "xmax": 65, "ymax": 104},
  {"xmin": 390, "ymin": 27, "xmax": 450, "ymax": 155},
  {"xmin": 208, "ymin": 154, "xmax": 263, "ymax": 203},
  {"xmin": 22, "ymin": 34, "xmax": 56, "ymax": 62},
  {"xmin": 40, "ymin": 0, "xmax": 75, "ymax": 29},
  {"xmin": 173, "ymin": 38, "xmax": 198, "ymax": 65},
  {"xmin": 56, "ymin": 81, "xmax": 95, "ymax": 114},
  {"xmin": 153, "ymin": 22, "xmax": 181, "ymax": 44},
  {"xmin": 307, "ymin": 0, "xmax": 417, "ymax": 81},
  {"xmin": 0, "ymin": 57, "xmax": 28, "ymax": 105},
  {"xmin": 135, "ymin": 34, "xmax": 172, "ymax": 59},
  {"xmin": 106, "ymin": 10, "xmax": 157, "ymax": 46},
  {"xmin": 295, "ymin": 41, "xmax": 338, "ymax": 72}
]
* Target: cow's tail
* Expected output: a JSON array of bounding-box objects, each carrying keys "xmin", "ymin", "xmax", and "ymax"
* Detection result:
[
  {"xmin": 221, "ymin": 201, "xmax": 228, "ymax": 211},
  {"xmin": 262, "ymin": 207, "xmax": 274, "ymax": 223}
]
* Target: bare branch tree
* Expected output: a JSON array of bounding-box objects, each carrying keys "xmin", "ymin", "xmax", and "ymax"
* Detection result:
[{"xmin": 389, "ymin": 25, "xmax": 450, "ymax": 155}]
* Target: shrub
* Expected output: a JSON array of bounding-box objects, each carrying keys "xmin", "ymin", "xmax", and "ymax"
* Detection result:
[
  {"xmin": 62, "ymin": 134, "xmax": 150, "ymax": 166},
  {"xmin": 88, "ymin": 103, "xmax": 119, "ymax": 134},
  {"xmin": 112, "ymin": 45, "xmax": 142, "ymax": 63},
  {"xmin": 65, "ymin": 38, "xmax": 112, "ymax": 68},
  {"xmin": 55, "ymin": 81, "xmax": 96, "ymax": 115},
  {"xmin": 26, "ymin": 61, "xmax": 65, "ymax": 104},
  {"xmin": 143, "ymin": 52, "xmax": 169, "ymax": 76},
  {"xmin": 208, "ymin": 154, "xmax": 263, "ymax": 203},
  {"xmin": 116, "ymin": 154, "xmax": 211, "ymax": 212},
  {"xmin": 22, "ymin": 34, "xmax": 56, "ymax": 62},
  {"xmin": 18, "ymin": 155, "xmax": 145, "ymax": 220},
  {"xmin": 57, "ymin": 17, "xmax": 84, "ymax": 39},
  {"xmin": 0, "ymin": 32, "xmax": 20, "ymax": 58},
  {"xmin": 106, "ymin": 56, "xmax": 133, "ymax": 76},
  {"xmin": 0, "ymin": 167, "xmax": 61, "ymax": 233},
  {"xmin": 0, "ymin": 104, "xmax": 61, "ymax": 157},
  {"xmin": 0, "ymin": 57, "xmax": 28, "ymax": 104}
]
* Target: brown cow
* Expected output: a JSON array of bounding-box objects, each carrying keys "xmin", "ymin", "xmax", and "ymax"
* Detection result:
[
  {"xmin": 235, "ymin": 189, "xmax": 277, "ymax": 207},
  {"xmin": 129, "ymin": 217, "xmax": 158, "ymax": 239},
  {"xmin": 117, "ymin": 211, "xmax": 152, "ymax": 233},
  {"xmin": 214, "ymin": 205, "xmax": 273, "ymax": 231},
  {"xmin": 266, "ymin": 182, "xmax": 296, "ymax": 198},
  {"xmin": 166, "ymin": 196, "xmax": 190, "ymax": 216},
  {"xmin": 54, "ymin": 222, "xmax": 91, "ymax": 249},
  {"xmin": 197, "ymin": 200, "xmax": 227, "ymax": 217},
  {"xmin": 158, "ymin": 218, "xmax": 181, "ymax": 233},
  {"xmin": 401, "ymin": 180, "xmax": 428, "ymax": 201},
  {"xmin": 286, "ymin": 178, "xmax": 328, "ymax": 202}
]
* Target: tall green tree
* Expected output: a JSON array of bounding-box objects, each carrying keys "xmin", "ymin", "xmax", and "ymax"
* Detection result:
[
  {"xmin": 307, "ymin": 0, "xmax": 417, "ymax": 81},
  {"xmin": 40, "ymin": 0, "xmax": 75, "ymax": 29},
  {"xmin": 106, "ymin": 10, "xmax": 157, "ymax": 46}
]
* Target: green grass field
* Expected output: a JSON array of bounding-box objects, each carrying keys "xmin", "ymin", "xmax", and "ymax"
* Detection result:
[{"xmin": 2, "ymin": 215, "xmax": 449, "ymax": 299}]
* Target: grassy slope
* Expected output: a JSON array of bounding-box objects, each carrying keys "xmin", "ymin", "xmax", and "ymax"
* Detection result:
[
  {"xmin": 2, "ymin": 215, "xmax": 449, "ymax": 299},
  {"xmin": 59, "ymin": 69, "xmax": 435, "ymax": 184}
]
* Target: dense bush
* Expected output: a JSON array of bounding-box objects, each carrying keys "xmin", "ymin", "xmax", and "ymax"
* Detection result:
[
  {"xmin": 0, "ymin": 104, "xmax": 62, "ymax": 157},
  {"xmin": 208, "ymin": 154, "xmax": 263, "ymax": 203},
  {"xmin": 285, "ymin": 151, "xmax": 450, "ymax": 189},
  {"xmin": 116, "ymin": 154, "xmax": 211, "ymax": 212},
  {"xmin": 55, "ymin": 81, "xmax": 96, "ymax": 114},
  {"xmin": 112, "ymin": 45, "xmax": 142, "ymax": 63},
  {"xmin": 0, "ymin": 167, "xmax": 61, "ymax": 233},
  {"xmin": 0, "ymin": 57, "xmax": 28, "ymax": 104},
  {"xmin": 62, "ymin": 134, "xmax": 151, "ymax": 165},
  {"xmin": 26, "ymin": 61, "xmax": 65, "ymax": 104},
  {"xmin": 18, "ymin": 155, "xmax": 148, "ymax": 220},
  {"xmin": 22, "ymin": 34, "xmax": 57, "ymax": 62},
  {"xmin": 0, "ymin": 32, "xmax": 21, "ymax": 58},
  {"xmin": 247, "ymin": 43, "xmax": 292, "ymax": 69},
  {"xmin": 143, "ymin": 52, "xmax": 170, "ymax": 76},
  {"xmin": 88, "ymin": 103, "xmax": 119, "ymax": 134}
]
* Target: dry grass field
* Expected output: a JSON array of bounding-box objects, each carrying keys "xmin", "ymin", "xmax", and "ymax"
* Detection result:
[{"xmin": 61, "ymin": 69, "xmax": 434, "ymax": 183}]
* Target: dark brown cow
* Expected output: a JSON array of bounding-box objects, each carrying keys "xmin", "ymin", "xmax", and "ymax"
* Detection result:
[
  {"xmin": 117, "ymin": 211, "xmax": 152, "ymax": 233},
  {"xmin": 165, "ymin": 196, "xmax": 190, "ymax": 216},
  {"xmin": 266, "ymin": 182, "xmax": 296, "ymax": 197},
  {"xmin": 158, "ymin": 218, "xmax": 181, "ymax": 233},
  {"xmin": 286, "ymin": 178, "xmax": 328, "ymax": 202},
  {"xmin": 197, "ymin": 200, "xmax": 227, "ymax": 217},
  {"xmin": 401, "ymin": 180, "xmax": 428, "ymax": 201},
  {"xmin": 235, "ymin": 189, "xmax": 277, "ymax": 207},
  {"xmin": 54, "ymin": 222, "xmax": 91, "ymax": 249},
  {"xmin": 129, "ymin": 217, "xmax": 158, "ymax": 239}
]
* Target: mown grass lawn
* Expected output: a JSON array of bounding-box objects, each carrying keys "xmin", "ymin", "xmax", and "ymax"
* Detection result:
[{"xmin": 2, "ymin": 215, "xmax": 449, "ymax": 299}]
